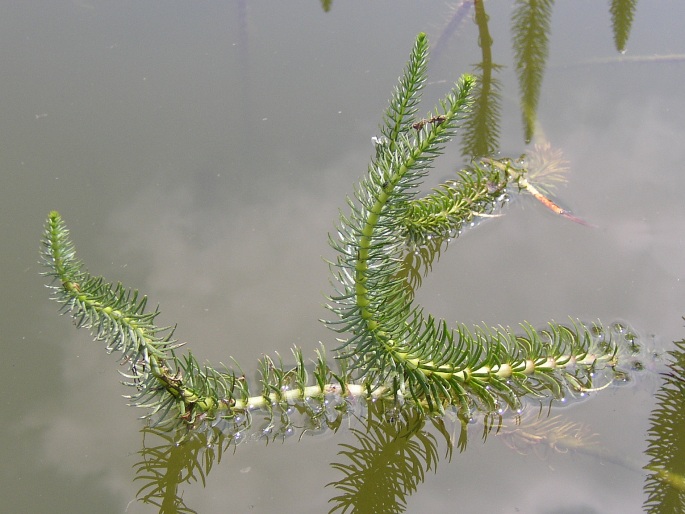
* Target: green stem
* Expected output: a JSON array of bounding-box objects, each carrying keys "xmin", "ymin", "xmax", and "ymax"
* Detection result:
[{"xmin": 355, "ymin": 79, "xmax": 475, "ymax": 338}]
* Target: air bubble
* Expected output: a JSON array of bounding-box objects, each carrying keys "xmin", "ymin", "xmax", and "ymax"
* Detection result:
[
  {"xmin": 630, "ymin": 360, "xmax": 645, "ymax": 372},
  {"xmin": 259, "ymin": 421, "xmax": 274, "ymax": 437},
  {"xmin": 611, "ymin": 322, "xmax": 626, "ymax": 334},
  {"xmin": 233, "ymin": 431, "xmax": 246, "ymax": 445},
  {"xmin": 614, "ymin": 370, "xmax": 631, "ymax": 383},
  {"xmin": 624, "ymin": 332, "xmax": 641, "ymax": 353},
  {"xmin": 278, "ymin": 425, "xmax": 295, "ymax": 439},
  {"xmin": 591, "ymin": 325, "xmax": 604, "ymax": 339}
]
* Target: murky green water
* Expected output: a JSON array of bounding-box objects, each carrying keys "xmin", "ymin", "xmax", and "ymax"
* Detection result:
[{"xmin": 2, "ymin": 1, "xmax": 685, "ymax": 512}]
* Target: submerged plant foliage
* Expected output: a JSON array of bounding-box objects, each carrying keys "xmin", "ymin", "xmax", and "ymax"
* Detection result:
[
  {"xmin": 644, "ymin": 337, "xmax": 685, "ymax": 512},
  {"xmin": 42, "ymin": 33, "xmax": 626, "ymax": 438}
]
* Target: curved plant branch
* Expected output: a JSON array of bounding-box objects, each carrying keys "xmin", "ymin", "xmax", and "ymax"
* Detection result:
[
  {"xmin": 42, "ymin": 33, "xmax": 623, "ymax": 436},
  {"xmin": 326, "ymin": 33, "xmax": 620, "ymax": 415}
]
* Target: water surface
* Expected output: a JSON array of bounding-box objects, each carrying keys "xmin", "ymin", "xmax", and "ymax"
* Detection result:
[{"xmin": 2, "ymin": 1, "xmax": 685, "ymax": 512}]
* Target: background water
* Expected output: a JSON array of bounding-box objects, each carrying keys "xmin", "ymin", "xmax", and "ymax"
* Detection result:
[{"xmin": 2, "ymin": 1, "xmax": 685, "ymax": 512}]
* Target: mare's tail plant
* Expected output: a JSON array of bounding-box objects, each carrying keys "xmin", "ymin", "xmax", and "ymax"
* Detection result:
[{"xmin": 42, "ymin": 33, "xmax": 623, "ymax": 437}]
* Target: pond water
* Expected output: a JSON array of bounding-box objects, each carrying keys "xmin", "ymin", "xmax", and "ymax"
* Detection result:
[{"xmin": 2, "ymin": 1, "xmax": 685, "ymax": 513}]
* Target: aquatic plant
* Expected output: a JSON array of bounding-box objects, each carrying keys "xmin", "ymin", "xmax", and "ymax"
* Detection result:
[
  {"xmin": 610, "ymin": 0, "xmax": 638, "ymax": 53},
  {"xmin": 644, "ymin": 337, "xmax": 685, "ymax": 512},
  {"xmin": 511, "ymin": 0, "xmax": 553, "ymax": 142},
  {"xmin": 41, "ymin": 33, "xmax": 624, "ymax": 437}
]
